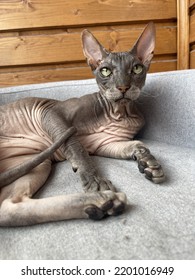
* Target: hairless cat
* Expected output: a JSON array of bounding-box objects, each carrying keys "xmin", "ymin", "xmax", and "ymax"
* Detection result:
[{"xmin": 0, "ymin": 22, "xmax": 165, "ymax": 226}]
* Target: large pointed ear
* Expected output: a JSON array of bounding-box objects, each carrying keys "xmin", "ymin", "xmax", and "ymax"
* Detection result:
[
  {"xmin": 131, "ymin": 22, "xmax": 155, "ymax": 69},
  {"xmin": 81, "ymin": 30, "xmax": 109, "ymax": 70}
]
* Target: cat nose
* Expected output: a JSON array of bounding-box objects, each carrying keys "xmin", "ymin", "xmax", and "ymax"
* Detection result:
[{"xmin": 117, "ymin": 86, "xmax": 130, "ymax": 94}]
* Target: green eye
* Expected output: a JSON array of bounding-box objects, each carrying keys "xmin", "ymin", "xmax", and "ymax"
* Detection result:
[
  {"xmin": 100, "ymin": 67, "xmax": 112, "ymax": 77},
  {"xmin": 133, "ymin": 64, "xmax": 143, "ymax": 74}
]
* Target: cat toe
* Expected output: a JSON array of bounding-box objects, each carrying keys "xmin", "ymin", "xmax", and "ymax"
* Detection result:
[
  {"xmin": 142, "ymin": 165, "xmax": 165, "ymax": 183},
  {"xmin": 84, "ymin": 191, "xmax": 127, "ymax": 220},
  {"xmin": 83, "ymin": 176, "xmax": 116, "ymax": 192},
  {"xmin": 135, "ymin": 149, "xmax": 165, "ymax": 184}
]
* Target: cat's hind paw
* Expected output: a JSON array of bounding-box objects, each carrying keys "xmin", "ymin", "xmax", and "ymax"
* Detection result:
[{"xmin": 84, "ymin": 191, "xmax": 127, "ymax": 220}]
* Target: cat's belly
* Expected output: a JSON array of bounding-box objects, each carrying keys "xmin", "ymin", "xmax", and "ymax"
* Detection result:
[
  {"xmin": 0, "ymin": 99, "xmax": 63, "ymax": 172},
  {"xmin": 78, "ymin": 133, "xmax": 129, "ymax": 154}
]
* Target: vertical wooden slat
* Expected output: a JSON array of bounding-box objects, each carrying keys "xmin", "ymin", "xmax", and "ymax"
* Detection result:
[
  {"xmin": 190, "ymin": 0, "xmax": 195, "ymax": 8},
  {"xmin": 177, "ymin": 0, "xmax": 190, "ymax": 69}
]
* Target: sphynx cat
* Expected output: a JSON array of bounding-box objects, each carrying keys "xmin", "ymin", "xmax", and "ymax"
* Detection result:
[{"xmin": 0, "ymin": 22, "xmax": 164, "ymax": 226}]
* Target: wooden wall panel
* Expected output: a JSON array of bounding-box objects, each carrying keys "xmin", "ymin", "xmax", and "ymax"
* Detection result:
[
  {"xmin": 190, "ymin": 11, "xmax": 195, "ymax": 44},
  {"xmin": 0, "ymin": 58, "xmax": 177, "ymax": 87},
  {"xmin": 190, "ymin": 0, "xmax": 195, "ymax": 7},
  {"xmin": 190, "ymin": 50, "xmax": 195, "ymax": 68},
  {"xmin": 190, "ymin": 0, "xmax": 195, "ymax": 69},
  {"xmin": 177, "ymin": 0, "xmax": 189, "ymax": 69},
  {"xmin": 0, "ymin": 0, "xmax": 178, "ymax": 87},
  {"xmin": 0, "ymin": 26, "xmax": 176, "ymax": 67},
  {"xmin": 0, "ymin": 0, "xmax": 176, "ymax": 31}
]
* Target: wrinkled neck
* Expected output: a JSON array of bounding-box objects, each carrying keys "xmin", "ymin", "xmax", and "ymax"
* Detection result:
[{"xmin": 98, "ymin": 91, "xmax": 136, "ymax": 120}]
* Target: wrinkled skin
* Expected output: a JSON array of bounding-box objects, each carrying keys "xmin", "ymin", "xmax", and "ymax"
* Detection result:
[{"xmin": 0, "ymin": 23, "xmax": 164, "ymax": 226}]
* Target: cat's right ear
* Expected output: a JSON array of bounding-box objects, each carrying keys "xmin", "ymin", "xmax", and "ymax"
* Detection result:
[
  {"xmin": 81, "ymin": 30, "xmax": 109, "ymax": 70},
  {"xmin": 131, "ymin": 22, "xmax": 156, "ymax": 69}
]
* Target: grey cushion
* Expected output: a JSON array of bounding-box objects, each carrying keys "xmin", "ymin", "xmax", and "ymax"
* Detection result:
[{"xmin": 0, "ymin": 70, "xmax": 194, "ymax": 260}]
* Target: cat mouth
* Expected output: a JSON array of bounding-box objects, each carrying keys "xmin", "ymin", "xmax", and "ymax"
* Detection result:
[
  {"xmin": 105, "ymin": 88, "xmax": 140, "ymax": 102},
  {"xmin": 115, "ymin": 96, "xmax": 131, "ymax": 102},
  {"xmin": 114, "ymin": 88, "xmax": 141, "ymax": 102}
]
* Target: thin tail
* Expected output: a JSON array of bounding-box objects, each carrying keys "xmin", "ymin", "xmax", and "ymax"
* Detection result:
[{"xmin": 0, "ymin": 127, "xmax": 76, "ymax": 189}]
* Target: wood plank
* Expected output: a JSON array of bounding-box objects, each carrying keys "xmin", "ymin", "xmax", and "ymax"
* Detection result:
[
  {"xmin": 68, "ymin": 21, "xmax": 177, "ymax": 33},
  {"xmin": 150, "ymin": 59, "xmax": 177, "ymax": 72},
  {"xmin": 0, "ymin": 67, "xmax": 93, "ymax": 88},
  {"xmin": 177, "ymin": 0, "xmax": 190, "ymax": 69},
  {"xmin": 190, "ymin": 13, "xmax": 195, "ymax": 43},
  {"xmin": 0, "ymin": 22, "xmax": 177, "ymax": 38},
  {"xmin": 0, "ymin": 0, "xmax": 177, "ymax": 31},
  {"xmin": 190, "ymin": 0, "xmax": 195, "ymax": 8},
  {"xmin": 190, "ymin": 50, "xmax": 195, "ymax": 68},
  {"xmin": 0, "ymin": 27, "xmax": 177, "ymax": 67},
  {"xmin": 0, "ymin": 59, "xmax": 177, "ymax": 88}
]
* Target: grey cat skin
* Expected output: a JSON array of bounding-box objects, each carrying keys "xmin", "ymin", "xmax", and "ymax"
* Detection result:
[{"xmin": 0, "ymin": 22, "xmax": 164, "ymax": 226}]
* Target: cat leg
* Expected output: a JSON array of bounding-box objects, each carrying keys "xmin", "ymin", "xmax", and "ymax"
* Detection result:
[
  {"xmin": 0, "ymin": 190, "xmax": 127, "ymax": 226},
  {"xmin": 41, "ymin": 109, "xmax": 116, "ymax": 192},
  {"xmin": 0, "ymin": 157, "xmax": 126, "ymax": 226},
  {"xmin": 95, "ymin": 141, "xmax": 165, "ymax": 183},
  {"xmin": 64, "ymin": 137, "xmax": 116, "ymax": 192},
  {"xmin": 0, "ymin": 159, "xmax": 52, "ymax": 205}
]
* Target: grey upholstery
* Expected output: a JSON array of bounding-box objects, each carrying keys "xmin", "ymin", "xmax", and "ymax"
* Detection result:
[{"xmin": 0, "ymin": 70, "xmax": 194, "ymax": 260}]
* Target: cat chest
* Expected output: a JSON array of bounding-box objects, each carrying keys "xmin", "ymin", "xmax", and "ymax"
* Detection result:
[{"xmin": 77, "ymin": 116, "xmax": 144, "ymax": 154}]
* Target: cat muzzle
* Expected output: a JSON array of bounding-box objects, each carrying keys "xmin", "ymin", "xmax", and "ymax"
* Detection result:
[{"xmin": 116, "ymin": 86, "xmax": 130, "ymax": 94}]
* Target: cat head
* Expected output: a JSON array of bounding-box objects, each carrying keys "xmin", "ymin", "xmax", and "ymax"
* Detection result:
[{"xmin": 82, "ymin": 22, "xmax": 155, "ymax": 102}]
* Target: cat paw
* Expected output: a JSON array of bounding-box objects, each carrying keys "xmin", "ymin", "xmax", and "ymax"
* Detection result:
[
  {"xmin": 84, "ymin": 191, "xmax": 127, "ymax": 220},
  {"xmin": 81, "ymin": 173, "xmax": 116, "ymax": 192},
  {"xmin": 80, "ymin": 170, "xmax": 116, "ymax": 192},
  {"xmin": 133, "ymin": 146, "xmax": 165, "ymax": 184}
]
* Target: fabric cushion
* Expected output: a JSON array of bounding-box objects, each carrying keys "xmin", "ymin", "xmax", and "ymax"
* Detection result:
[{"xmin": 0, "ymin": 70, "xmax": 194, "ymax": 259}]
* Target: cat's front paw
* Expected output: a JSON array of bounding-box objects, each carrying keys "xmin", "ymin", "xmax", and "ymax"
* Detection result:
[
  {"xmin": 81, "ymin": 172, "xmax": 116, "ymax": 192},
  {"xmin": 133, "ymin": 146, "xmax": 165, "ymax": 184}
]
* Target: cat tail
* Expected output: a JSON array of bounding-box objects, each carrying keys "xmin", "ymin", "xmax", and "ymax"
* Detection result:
[{"xmin": 0, "ymin": 126, "xmax": 76, "ymax": 189}]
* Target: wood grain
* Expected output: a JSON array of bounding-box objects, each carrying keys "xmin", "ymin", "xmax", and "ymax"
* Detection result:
[
  {"xmin": 190, "ymin": 12, "xmax": 195, "ymax": 44},
  {"xmin": 0, "ymin": 56, "xmax": 177, "ymax": 87},
  {"xmin": 190, "ymin": 50, "xmax": 195, "ymax": 68},
  {"xmin": 190, "ymin": 0, "xmax": 195, "ymax": 68},
  {"xmin": 0, "ymin": 0, "xmax": 179, "ymax": 87},
  {"xmin": 0, "ymin": 27, "xmax": 176, "ymax": 67},
  {"xmin": 177, "ymin": 0, "xmax": 190, "ymax": 69},
  {"xmin": 190, "ymin": 0, "xmax": 195, "ymax": 8},
  {"xmin": 0, "ymin": 0, "xmax": 176, "ymax": 31}
]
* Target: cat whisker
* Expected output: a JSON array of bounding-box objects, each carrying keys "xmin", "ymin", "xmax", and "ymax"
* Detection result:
[
  {"xmin": 140, "ymin": 90, "xmax": 161, "ymax": 99},
  {"xmin": 136, "ymin": 90, "xmax": 161, "ymax": 105}
]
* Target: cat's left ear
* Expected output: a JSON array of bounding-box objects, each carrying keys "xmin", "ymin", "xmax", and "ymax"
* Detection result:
[
  {"xmin": 131, "ymin": 22, "xmax": 156, "ymax": 69},
  {"xmin": 81, "ymin": 30, "xmax": 109, "ymax": 70}
]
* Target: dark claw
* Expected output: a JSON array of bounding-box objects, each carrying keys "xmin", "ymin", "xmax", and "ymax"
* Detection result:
[{"xmin": 72, "ymin": 167, "xmax": 78, "ymax": 173}]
